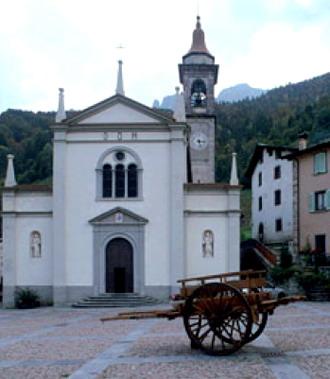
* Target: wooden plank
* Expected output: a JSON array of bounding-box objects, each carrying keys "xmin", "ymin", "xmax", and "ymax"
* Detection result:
[
  {"xmin": 178, "ymin": 277, "xmax": 267, "ymax": 297},
  {"xmin": 177, "ymin": 270, "xmax": 266, "ymax": 285},
  {"xmin": 226, "ymin": 277, "xmax": 267, "ymax": 289},
  {"xmin": 100, "ymin": 309, "xmax": 181, "ymax": 322}
]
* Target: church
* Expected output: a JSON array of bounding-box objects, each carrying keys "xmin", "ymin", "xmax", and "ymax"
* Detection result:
[{"xmin": 2, "ymin": 17, "xmax": 241, "ymax": 307}]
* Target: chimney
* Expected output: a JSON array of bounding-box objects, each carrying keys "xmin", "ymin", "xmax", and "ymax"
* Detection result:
[{"xmin": 298, "ymin": 132, "xmax": 308, "ymax": 150}]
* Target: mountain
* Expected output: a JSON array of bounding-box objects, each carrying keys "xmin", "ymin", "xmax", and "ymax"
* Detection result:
[
  {"xmin": 160, "ymin": 94, "xmax": 176, "ymax": 109},
  {"xmin": 217, "ymin": 83, "xmax": 267, "ymax": 102},
  {"xmin": 156, "ymin": 83, "xmax": 267, "ymax": 110}
]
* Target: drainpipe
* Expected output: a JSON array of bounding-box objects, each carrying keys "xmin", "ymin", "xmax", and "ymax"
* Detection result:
[{"xmin": 296, "ymin": 158, "xmax": 300, "ymax": 255}]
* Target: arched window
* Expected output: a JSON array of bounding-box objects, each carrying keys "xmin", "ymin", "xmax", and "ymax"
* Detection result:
[
  {"xmin": 191, "ymin": 79, "xmax": 207, "ymax": 108},
  {"xmin": 127, "ymin": 164, "xmax": 138, "ymax": 198},
  {"xmin": 115, "ymin": 164, "xmax": 125, "ymax": 198},
  {"xmin": 102, "ymin": 164, "xmax": 112, "ymax": 198},
  {"xmin": 96, "ymin": 147, "xmax": 142, "ymax": 200}
]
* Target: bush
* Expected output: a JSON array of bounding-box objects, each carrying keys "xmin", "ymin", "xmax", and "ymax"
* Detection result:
[
  {"xmin": 15, "ymin": 288, "xmax": 40, "ymax": 309},
  {"xmin": 280, "ymin": 250, "xmax": 293, "ymax": 268},
  {"xmin": 269, "ymin": 266, "xmax": 298, "ymax": 285},
  {"xmin": 296, "ymin": 272, "xmax": 330, "ymax": 290}
]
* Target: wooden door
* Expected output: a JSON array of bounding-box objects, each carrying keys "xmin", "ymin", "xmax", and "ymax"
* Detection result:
[{"xmin": 105, "ymin": 238, "xmax": 133, "ymax": 293}]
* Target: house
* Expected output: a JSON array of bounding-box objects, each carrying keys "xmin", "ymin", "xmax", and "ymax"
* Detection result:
[
  {"xmin": 286, "ymin": 134, "xmax": 330, "ymax": 257},
  {"xmin": 246, "ymin": 144, "xmax": 297, "ymax": 251},
  {"xmin": 1, "ymin": 17, "xmax": 241, "ymax": 307}
]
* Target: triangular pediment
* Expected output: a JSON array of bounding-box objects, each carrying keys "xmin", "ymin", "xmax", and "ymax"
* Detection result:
[
  {"xmin": 65, "ymin": 94, "xmax": 173, "ymax": 125},
  {"xmin": 89, "ymin": 207, "xmax": 148, "ymax": 225}
]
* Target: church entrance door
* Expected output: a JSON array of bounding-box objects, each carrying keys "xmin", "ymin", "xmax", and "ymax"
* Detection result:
[{"xmin": 105, "ymin": 238, "xmax": 133, "ymax": 293}]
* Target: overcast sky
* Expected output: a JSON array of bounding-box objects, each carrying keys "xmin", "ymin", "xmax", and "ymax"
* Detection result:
[{"xmin": 1, "ymin": 0, "xmax": 329, "ymax": 113}]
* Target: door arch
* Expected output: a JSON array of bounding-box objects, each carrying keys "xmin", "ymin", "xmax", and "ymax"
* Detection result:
[{"xmin": 105, "ymin": 238, "xmax": 133, "ymax": 293}]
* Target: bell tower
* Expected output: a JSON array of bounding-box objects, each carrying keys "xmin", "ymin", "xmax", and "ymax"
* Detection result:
[{"xmin": 179, "ymin": 16, "xmax": 218, "ymax": 183}]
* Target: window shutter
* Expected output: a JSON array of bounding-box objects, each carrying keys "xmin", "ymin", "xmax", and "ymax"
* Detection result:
[
  {"xmin": 321, "ymin": 153, "xmax": 327, "ymax": 172},
  {"xmin": 314, "ymin": 153, "xmax": 326, "ymax": 174},
  {"xmin": 314, "ymin": 154, "xmax": 320, "ymax": 173},
  {"xmin": 326, "ymin": 189, "xmax": 330, "ymax": 210},
  {"xmin": 308, "ymin": 193, "xmax": 315, "ymax": 212}
]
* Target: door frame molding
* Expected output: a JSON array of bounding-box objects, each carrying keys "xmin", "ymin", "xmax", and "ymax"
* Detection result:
[{"xmin": 89, "ymin": 207, "xmax": 147, "ymax": 295}]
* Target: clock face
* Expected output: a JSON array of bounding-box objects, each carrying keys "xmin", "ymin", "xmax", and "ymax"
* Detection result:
[{"xmin": 190, "ymin": 132, "xmax": 208, "ymax": 150}]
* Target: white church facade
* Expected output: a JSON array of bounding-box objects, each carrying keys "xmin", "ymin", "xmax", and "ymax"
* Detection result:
[{"xmin": 2, "ymin": 17, "xmax": 241, "ymax": 306}]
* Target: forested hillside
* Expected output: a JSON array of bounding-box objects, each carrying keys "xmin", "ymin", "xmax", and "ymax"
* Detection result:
[
  {"xmin": 0, "ymin": 110, "xmax": 54, "ymax": 185},
  {"xmin": 0, "ymin": 72, "xmax": 329, "ymax": 186},
  {"xmin": 215, "ymin": 72, "xmax": 330, "ymax": 183}
]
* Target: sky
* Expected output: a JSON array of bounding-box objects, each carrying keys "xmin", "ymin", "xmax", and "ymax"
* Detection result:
[{"xmin": 0, "ymin": 0, "xmax": 329, "ymax": 113}]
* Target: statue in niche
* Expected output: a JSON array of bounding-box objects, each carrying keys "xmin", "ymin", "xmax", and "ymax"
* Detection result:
[
  {"xmin": 31, "ymin": 231, "xmax": 41, "ymax": 258},
  {"xmin": 202, "ymin": 230, "xmax": 214, "ymax": 257}
]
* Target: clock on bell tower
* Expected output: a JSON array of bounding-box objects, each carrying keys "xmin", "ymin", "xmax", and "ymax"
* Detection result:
[{"xmin": 179, "ymin": 16, "xmax": 219, "ymax": 183}]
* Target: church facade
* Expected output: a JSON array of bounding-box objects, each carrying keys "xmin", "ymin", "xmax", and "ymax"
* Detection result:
[{"xmin": 2, "ymin": 17, "xmax": 241, "ymax": 306}]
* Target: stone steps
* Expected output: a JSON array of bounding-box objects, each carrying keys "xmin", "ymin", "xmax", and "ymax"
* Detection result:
[{"xmin": 72, "ymin": 293, "xmax": 160, "ymax": 308}]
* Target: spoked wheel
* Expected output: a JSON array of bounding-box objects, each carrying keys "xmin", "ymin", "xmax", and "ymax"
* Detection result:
[
  {"xmin": 245, "ymin": 311, "xmax": 268, "ymax": 343},
  {"xmin": 183, "ymin": 282, "xmax": 253, "ymax": 356},
  {"xmin": 245, "ymin": 289, "xmax": 268, "ymax": 343}
]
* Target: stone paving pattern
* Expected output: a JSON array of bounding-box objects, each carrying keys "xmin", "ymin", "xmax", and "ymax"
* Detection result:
[{"xmin": 0, "ymin": 302, "xmax": 329, "ymax": 378}]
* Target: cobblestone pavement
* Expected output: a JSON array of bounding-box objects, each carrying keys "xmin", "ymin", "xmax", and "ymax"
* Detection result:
[{"xmin": 0, "ymin": 302, "xmax": 330, "ymax": 378}]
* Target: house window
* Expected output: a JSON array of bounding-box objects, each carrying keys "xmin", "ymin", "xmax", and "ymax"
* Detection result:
[
  {"xmin": 102, "ymin": 164, "xmax": 112, "ymax": 198},
  {"xmin": 275, "ymin": 218, "xmax": 282, "ymax": 232},
  {"xmin": 315, "ymin": 191, "xmax": 326, "ymax": 211},
  {"xmin": 258, "ymin": 172, "xmax": 262, "ymax": 186},
  {"xmin": 275, "ymin": 150, "xmax": 281, "ymax": 159},
  {"xmin": 274, "ymin": 165, "xmax": 281, "ymax": 179},
  {"xmin": 314, "ymin": 152, "xmax": 327, "ymax": 175},
  {"xmin": 274, "ymin": 190, "xmax": 281, "ymax": 206},
  {"xmin": 309, "ymin": 190, "xmax": 330, "ymax": 212},
  {"xmin": 258, "ymin": 196, "xmax": 262, "ymax": 211},
  {"xmin": 96, "ymin": 147, "xmax": 142, "ymax": 200},
  {"xmin": 258, "ymin": 223, "xmax": 264, "ymax": 242}
]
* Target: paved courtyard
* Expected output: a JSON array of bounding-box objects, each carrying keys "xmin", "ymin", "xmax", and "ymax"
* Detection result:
[{"xmin": 0, "ymin": 301, "xmax": 330, "ymax": 378}]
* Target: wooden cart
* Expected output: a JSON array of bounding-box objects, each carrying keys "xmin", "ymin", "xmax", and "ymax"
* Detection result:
[{"xmin": 101, "ymin": 270, "xmax": 304, "ymax": 356}]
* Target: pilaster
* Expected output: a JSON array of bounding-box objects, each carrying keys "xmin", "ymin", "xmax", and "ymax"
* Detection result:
[
  {"xmin": 52, "ymin": 131, "xmax": 67, "ymax": 304},
  {"xmin": 2, "ymin": 190, "xmax": 17, "ymax": 307},
  {"xmin": 169, "ymin": 126, "xmax": 186, "ymax": 291},
  {"xmin": 227, "ymin": 188, "xmax": 241, "ymax": 272}
]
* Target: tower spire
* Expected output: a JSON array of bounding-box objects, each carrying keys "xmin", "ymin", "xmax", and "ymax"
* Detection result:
[
  {"xmin": 116, "ymin": 60, "xmax": 125, "ymax": 96},
  {"xmin": 5, "ymin": 154, "xmax": 17, "ymax": 187},
  {"xmin": 55, "ymin": 88, "xmax": 66, "ymax": 122},
  {"xmin": 188, "ymin": 16, "xmax": 210, "ymax": 54}
]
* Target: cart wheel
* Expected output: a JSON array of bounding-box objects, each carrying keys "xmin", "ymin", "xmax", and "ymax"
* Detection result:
[
  {"xmin": 245, "ymin": 311, "xmax": 268, "ymax": 343},
  {"xmin": 183, "ymin": 282, "xmax": 252, "ymax": 356},
  {"xmin": 245, "ymin": 288, "xmax": 268, "ymax": 343}
]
